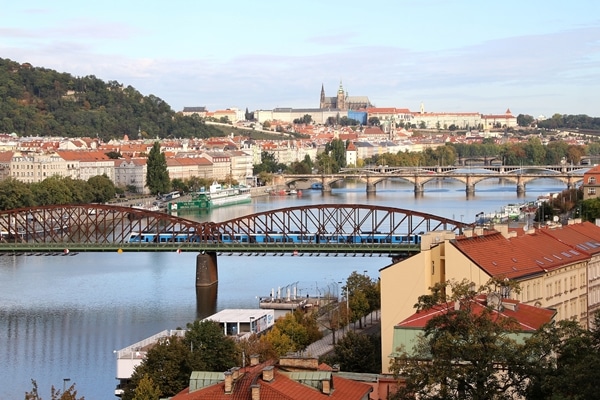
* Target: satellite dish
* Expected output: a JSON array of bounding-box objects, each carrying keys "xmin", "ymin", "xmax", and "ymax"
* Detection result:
[
  {"xmin": 553, "ymin": 216, "xmax": 559, "ymax": 222},
  {"xmin": 523, "ymin": 224, "xmax": 529, "ymax": 232}
]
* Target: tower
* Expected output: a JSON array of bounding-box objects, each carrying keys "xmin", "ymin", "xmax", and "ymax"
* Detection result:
[
  {"xmin": 337, "ymin": 80, "xmax": 346, "ymax": 110},
  {"xmin": 320, "ymin": 84, "xmax": 326, "ymax": 109}
]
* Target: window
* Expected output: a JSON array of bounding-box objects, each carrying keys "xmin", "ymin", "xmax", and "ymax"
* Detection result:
[
  {"xmin": 589, "ymin": 176, "xmax": 597, "ymax": 184},
  {"xmin": 589, "ymin": 188, "xmax": 596, "ymax": 195}
]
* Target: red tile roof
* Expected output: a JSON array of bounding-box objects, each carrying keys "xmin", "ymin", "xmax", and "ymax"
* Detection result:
[
  {"xmin": 171, "ymin": 361, "xmax": 372, "ymax": 400},
  {"xmin": 397, "ymin": 294, "xmax": 555, "ymax": 332},
  {"xmin": 451, "ymin": 228, "xmax": 590, "ymax": 279}
]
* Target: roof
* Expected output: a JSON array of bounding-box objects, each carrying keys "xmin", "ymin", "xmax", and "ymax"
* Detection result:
[
  {"xmin": 540, "ymin": 222, "xmax": 600, "ymax": 255},
  {"xmin": 171, "ymin": 360, "xmax": 372, "ymax": 400},
  {"xmin": 451, "ymin": 228, "xmax": 591, "ymax": 279},
  {"xmin": 397, "ymin": 294, "xmax": 555, "ymax": 333}
]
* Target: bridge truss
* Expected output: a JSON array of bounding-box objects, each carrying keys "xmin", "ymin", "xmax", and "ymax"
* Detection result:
[{"xmin": 0, "ymin": 203, "xmax": 471, "ymax": 255}]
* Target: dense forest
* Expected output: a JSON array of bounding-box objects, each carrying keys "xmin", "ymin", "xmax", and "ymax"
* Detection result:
[{"xmin": 0, "ymin": 58, "xmax": 227, "ymax": 140}]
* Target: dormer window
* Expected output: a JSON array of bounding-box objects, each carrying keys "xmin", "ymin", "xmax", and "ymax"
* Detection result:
[{"xmin": 589, "ymin": 176, "xmax": 596, "ymax": 184}]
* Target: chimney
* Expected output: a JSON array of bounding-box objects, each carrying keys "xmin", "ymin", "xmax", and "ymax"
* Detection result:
[
  {"xmin": 250, "ymin": 354, "xmax": 260, "ymax": 366},
  {"xmin": 251, "ymin": 384, "xmax": 260, "ymax": 400},
  {"xmin": 231, "ymin": 366, "xmax": 240, "ymax": 380},
  {"xmin": 224, "ymin": 371, "xmax": 233, "ymax": 394},
  {"xmin": 322, "ymin": 377, "xmax": 331, "ymax": 394},
  {"xmin": 262, "ymin": 366, "xmax": 274, "ymax": 382}
]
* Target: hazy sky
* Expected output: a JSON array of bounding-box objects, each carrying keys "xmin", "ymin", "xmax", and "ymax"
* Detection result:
[{"xmin": 3, "ymin": 1, "xmax": 599, "ymax": 118}]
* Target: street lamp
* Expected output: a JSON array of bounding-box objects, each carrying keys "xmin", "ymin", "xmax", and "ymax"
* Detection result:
[{"xmin": 63, "ymin": 378, "xmax": 71, "ymax": 393}]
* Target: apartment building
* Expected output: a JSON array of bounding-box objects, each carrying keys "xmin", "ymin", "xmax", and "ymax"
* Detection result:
[
  {"xmin": 114, "ymin": 158, "xmax": 148, "ymax": 194},
  {"xmin": 7, "ymin": 151, "xmax": 69, "ymax": 183},
  {"xmin": 380, "ymin": 222, "xmax": 600, "ymax": 373}
]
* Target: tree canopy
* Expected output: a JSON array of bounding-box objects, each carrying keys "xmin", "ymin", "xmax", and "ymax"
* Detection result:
[
  {"xmin": 146, "ymin": 141, "xmax": 170, "ymax": 195},
  {"xmin": 0, "ymin": 58, "xmax": 227, "ymax": 140}
]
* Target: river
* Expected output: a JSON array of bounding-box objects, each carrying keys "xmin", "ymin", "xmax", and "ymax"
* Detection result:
[{"xmin": 0, "ymin": 177, "xmax": 567, "ymax": 399}]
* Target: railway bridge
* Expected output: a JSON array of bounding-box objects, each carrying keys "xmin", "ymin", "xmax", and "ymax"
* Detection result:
[{"xmin": 0, "ymin": 203, "xmax": 470, "ymax": 286}]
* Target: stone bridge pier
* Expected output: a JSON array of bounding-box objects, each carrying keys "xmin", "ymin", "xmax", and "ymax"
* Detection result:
[
  {"xmin": 465, "ymin": 175, "xmax": 475, "ymax": 195},
  {"xmin": 196, "ymin": 252, "xmax": 218, "ymax": 287},
  {"xmin": 516, "ymin": 175, "xmax": 526, "ymax": 194}
]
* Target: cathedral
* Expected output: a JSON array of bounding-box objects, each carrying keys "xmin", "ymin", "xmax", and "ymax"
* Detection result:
[{"xmin": 319, "ymin": 81, "xmax": 372, "ymax": 110}]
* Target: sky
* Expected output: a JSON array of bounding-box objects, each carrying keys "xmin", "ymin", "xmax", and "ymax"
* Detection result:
[{"xmin": 2, "ymin": 0, "xmax": 600, "ymax": 118}]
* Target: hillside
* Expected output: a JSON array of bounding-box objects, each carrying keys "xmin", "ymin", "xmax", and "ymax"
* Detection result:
[{"xmin": 0, "ymin": 58, "xmax": 229, "ymax": 140}]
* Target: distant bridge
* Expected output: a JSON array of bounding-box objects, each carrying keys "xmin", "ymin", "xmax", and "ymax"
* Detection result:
[
  {"xmin": 0, "ymin": 203, "xmax": 470, "ymax": 286},
  {"xmin": 278, "ymin": 165, "xmax": 587, "ymax": 194}
]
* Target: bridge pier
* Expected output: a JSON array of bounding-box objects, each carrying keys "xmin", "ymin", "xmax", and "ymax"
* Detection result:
[
  {"xmin": 466, "ymin": 184, "xmax": 475, "ymax": 195},
  {"xmin": 517, "ymin": 183, "xmax": 526, "ymax": 195},
  {"xmin": 366, "ymin": 182, "xmax": 376, "ymax": 193},
  {"xmin": 196, "ymin": 251, "xmax": 218, "ymax": 287},
  {"xmin": 414, "ymin": 183, "xmax": 424, "ymax": 194}
]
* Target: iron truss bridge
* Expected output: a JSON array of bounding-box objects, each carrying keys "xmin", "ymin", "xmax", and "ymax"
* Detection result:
[{"xmin": 0, "ymin": 204, "xmax": 471, "ymax": 256}]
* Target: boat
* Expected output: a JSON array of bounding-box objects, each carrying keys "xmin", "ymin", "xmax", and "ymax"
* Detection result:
[
  {"xmin": 168, "ymin": 182, "xmax": 251, "ymax": 211},
  {"xmin": 310, "ymin": 182, "xmax": 324, "ymax": 190}
]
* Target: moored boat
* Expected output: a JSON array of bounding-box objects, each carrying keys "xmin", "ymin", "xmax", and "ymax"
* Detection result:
[{"xmin": 168, "ymin": 182, "xmax": 251, "ymax": 211}]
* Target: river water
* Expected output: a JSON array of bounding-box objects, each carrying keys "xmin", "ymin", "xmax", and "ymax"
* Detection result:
[{"xmin": 0, "ymin": 178, "xmax": 567, "ymax": 399}]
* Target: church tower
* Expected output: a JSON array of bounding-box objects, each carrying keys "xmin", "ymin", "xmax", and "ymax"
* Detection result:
[
  {"xmin": 320, "ymin": 84, "xmax": 326, "ymax": 109},
  {"xmin": 337, "ymin": 81, "xmax": 346, "ymax": 110}
]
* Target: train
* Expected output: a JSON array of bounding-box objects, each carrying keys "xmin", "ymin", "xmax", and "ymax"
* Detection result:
[{"xmin": 128, "ymin": 231, "xmax": 422, "ymax": 245}]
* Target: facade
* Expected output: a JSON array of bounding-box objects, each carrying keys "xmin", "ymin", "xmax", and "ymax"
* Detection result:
[
  {"xmin": 380, "ymin": 222, "xmax": 600, "ymax": 373},
  {"xmin": 8, "ymin": 151, "xmax": 69, "ymax": 183},
  {"xmin": 582, "ymin": 165, "xmax": 600, "ymax": 200},
  {"xmin": 56, "ymin": 150, "xmax": 115, "ymax": 182},
  {"xmin": 114, "ymin": 158, "xmax": 148, "ymax": 194},
  {"xmin": 203, "ymin": 309, "xmax": 274, "ymax": 339},
  {"xmin": 181, "ymin": 107, "xmax": 207, "ymax": 117}
]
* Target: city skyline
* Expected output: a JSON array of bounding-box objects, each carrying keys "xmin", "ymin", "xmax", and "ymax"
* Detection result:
[{"xmin": 2, "ymin": 0, "xmax": 599, "ymax": 118}]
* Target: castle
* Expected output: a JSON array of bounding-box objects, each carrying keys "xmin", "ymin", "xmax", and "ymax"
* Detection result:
[{"xmin": 319, "ymin": 81, "xmax": 372, "ymax": 110}]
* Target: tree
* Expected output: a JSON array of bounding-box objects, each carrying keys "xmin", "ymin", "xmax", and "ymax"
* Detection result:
[
  {"xmin": 516, "ymin": 114, "xmax": 535, "ymax": 127},
  {"xmin": 331, "ymin": 331, "xmax": 381, "ymax": 373},
  {"xmin": 184, "ymin": 319, "xmax": 238, "ymax": 372},
  {"xmin": 368, "ymin": 116, "xmax": 380, "ymax": 126},
  {"xmin": 325, "ymin": 138, "xmax": 347, "ymax": 169},
  {"xmin": 132, "ymin": 374, "xmax": 161, "ymax": 400},
  {"xmin": 146, "ymin": 141, "xmax": 170, "ymax": 195},
  {"xmin": 31, "ymin": 176, "xmax": 73, "ymax": 205},
  {"xmin": 87, "ymin": 174, "xmax": 116, "ymax": 203},
  {"xmin": 522, "ymin": 315, "xmax": 600, "ymax": 400},
  {"xmin": 390, "ymin": 278, "xmax": 533, "ymax": 400},
  {"xmin": 25, "ymin": 379, "xmax": 85, "ymax": 400},
  {"xmin": 0, "ymin": 178, "xmax": 34, "ymax": 210},
  {"xmin": 123, "ymin": 335, "xmax": 190, "ymax": 400}
]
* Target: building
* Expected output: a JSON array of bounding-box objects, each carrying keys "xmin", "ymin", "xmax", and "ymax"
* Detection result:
[
  {"xmin": 582, "ymin": 165, "xmax": 600, "ymax": 200},
  {"xmin": 391, "ymin": 293, "xmax": 556, "ymax": 360},
  {"xmin": 181, "ymin": 107, "xmax": 207, "ymax": 118},
  {"xmin": 171, "ymin": 356, "xmax": 373, "ymax": 400},
  {"xmin": 8, "ymin": 151, "xmax": 69, "ymax": 183},
  {"xmin": 380, "ymin": 222, "xmax": 600, "ymax": 373},
  {"xmin": 114, "ymin": 157, "xmax": 148, "ymax": 194},
  {"xmin": 320, "ymin": 82, "xmax": 372, "ymax": 111},
  {"xmin": 56, "ymin": 150, "xmax": 115, "ymax": 182},
  {"xmin": 203, "ymin": 309, "xmax": 274, "ymax": 339}
]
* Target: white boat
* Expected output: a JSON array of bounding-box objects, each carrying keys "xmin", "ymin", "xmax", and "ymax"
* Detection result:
[{"xmin": 168, "ymin": 182, "xmax": 251, "ymax": 211}]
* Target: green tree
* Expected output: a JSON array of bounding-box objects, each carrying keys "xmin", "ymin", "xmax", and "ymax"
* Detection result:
[
  {"xmin": 330, "ymin": 331, "xmax": 381, "ymax": 373},
  {"xmin": 368, "ymin": 116, "xmax": 380, "ymax": 126},
  {"xmin": 0, "ymin": 178, "xmax": 35, "ymax": 210},
  {"xmin": 123, "ymin": 335, "xmax": 190, "ymax": 400},
  {"xmin": 326, "ymin": 138, "xmax": 347, "ymax": 169},
  {"xmin": 516, "ymin": 114, "xmax": 535, "ymax": 127},
  {"xmin": 390, "ymin": 278, "xmax": 530, "ymax": 400},
  {"xmin": 522, "ymin": 314, "xmax": 600, "ymax": 400},
  {"xmin": 132, "ymin": 374, "xmax": 161, "ymax": 400},
  {"xmin": 262, "ymin": 325, "xmax": 295, "ymax": 356},
  {"xmin": 31, "ymin": 176, "xmax": 73, "ymax": 205},
  {"xmin": 146, "ymin": 141, "xmax": 170, "ymax": 195},
  {"xmin": 184, "ymin": 320, "xmax": 238, "ymax": 372},
  {"xmin": 87, "ymin": 174, "xmax": 116, "ymax": 203}
]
